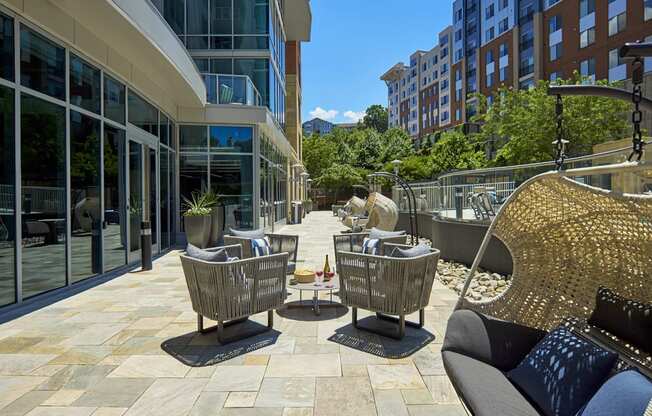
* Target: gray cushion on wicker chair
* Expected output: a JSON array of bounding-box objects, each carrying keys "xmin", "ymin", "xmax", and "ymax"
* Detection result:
[
  {"xmin": 389, "ymin": 244, "xmax": 431, "ymax": 258},
  {"xmin": 368, "ymin": 227, "xmax": 405, "ymax": 239},
  {"xmin": 443, "ymin": 309, "xmax": 546, "ymax": 372},
  {"xmin": 186, "ymin": 244, "xmax": 228, "ymax": 262},
  {"xmin": 230, "ymin": 228, "xmax": 265, "ymax": 239},
  {"xmin": 442, "ymin": 351, "xmax": 541, "ymax": 416}
]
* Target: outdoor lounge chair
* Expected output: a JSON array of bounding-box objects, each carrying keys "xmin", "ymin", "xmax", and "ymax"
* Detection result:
[
  {"xmin": 224, "ymin": 232, "xmax": 299, "ymax": 274},
  {"xmin": 180, "ymin": 244, "xmax": 288, "ymax": 344},
  {"xmin": 333, "ymin": 231, "xmax": 407, "ymax": 265},
  {"xmin": 336, "ymin": 243, "xmax": 440, "ymax": 339}
]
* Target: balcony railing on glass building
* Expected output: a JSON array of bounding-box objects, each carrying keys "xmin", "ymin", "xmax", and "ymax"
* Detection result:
[{"xmin": 202, "ymin": 74, "xmax": 262, "ymax": 107}]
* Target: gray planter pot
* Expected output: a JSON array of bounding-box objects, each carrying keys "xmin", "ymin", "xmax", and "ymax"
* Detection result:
[
  {"xmin": 184, "ymin": 215, "xmax": 211, "ymax": 248},
  {"xmin": 210, "ymin": 205, "xmax": 225, "ymax": 246}
]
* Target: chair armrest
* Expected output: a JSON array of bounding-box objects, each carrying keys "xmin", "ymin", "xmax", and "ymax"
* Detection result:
[{"xmin": 442, "ymin": 309, "xmax": 546, "ymax": 372}]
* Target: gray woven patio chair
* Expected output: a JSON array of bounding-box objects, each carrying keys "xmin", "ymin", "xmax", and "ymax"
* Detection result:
[
  {"xmin": 333, "ymin": 232, "xmax": 407, "ymax": 265},
  {"xmin": 180, "ymin": 244, "xmax": 288, "ymax": 344},
  {"xmin": 224, "ymin": 233, "xmax": 299, "ymax": 274},
  {"xmin": 337, "ymin": 243, "xmax": 441, "ymax": 339}
]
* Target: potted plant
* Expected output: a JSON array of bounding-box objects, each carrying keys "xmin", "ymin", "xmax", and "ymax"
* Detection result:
[
  {"xmin": 203, "ymin": 189, "xmax": 225, "ymax": 247},
  {"xmin": 183, "ymin": 191, "xmax": 212, "ymax": 248}
]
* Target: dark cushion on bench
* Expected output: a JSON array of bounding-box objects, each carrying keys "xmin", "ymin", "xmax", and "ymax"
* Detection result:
[
  {"xmin": 588, "ymin": 286, "xmax": 652, "ymax": 353},
  {"xmin": 442, "ymin": 350, "xmax": 541, "ymax": 416},
  {"xmin": 442, "ymin": 309, "xmax": 546, "ymax": 372}
]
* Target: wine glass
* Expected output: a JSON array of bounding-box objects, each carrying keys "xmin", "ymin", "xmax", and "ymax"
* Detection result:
[
  {"xmin": 315, "ymin": 270, "xmax": 324, "ymax": 285},
  {"xmin": 326, "ymin": 271, "xmax": 335, "ymax": 282}
]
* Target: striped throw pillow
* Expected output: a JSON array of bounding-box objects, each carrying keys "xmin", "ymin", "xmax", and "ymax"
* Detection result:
[
  {"xmin": 251, "ymin": 237, "xmax": 272, "ymax": 257},
  {"xmin": 361, "ymin": 237, "xmax": 380, "ymax": 255}
]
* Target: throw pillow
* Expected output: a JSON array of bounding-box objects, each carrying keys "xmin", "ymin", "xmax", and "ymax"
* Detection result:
[
  {"xmin": 389, "ymin": 244, "xmax": 431, "ymax": 258},
  {"xmin": 579, "ymin": 370, "xmax": 652, "ymax": 416},
  {"xmin": 588, "ymin": 286, "xmax": 652, "ymax": 353},
  {"xmin": 186, "ymin": 244, "xmax": 228, "ymax": 262},
  {"xmin": 251, "ymin": 237, "xmax": 272, "ymax": 257},
  {"xmin": 508, "ymin": 327, "xmax": 617, "ymax": 416},
  {"xmin": 361, "ymin": 237, "xmax": 380, "ymax": 255},
  {"xmin": 368, "ymin": 227, "xmax": 406, "ymax": 239},
  {"xmin": 230, "ymin": 228, "xmax": 265, "ymax": 239}
]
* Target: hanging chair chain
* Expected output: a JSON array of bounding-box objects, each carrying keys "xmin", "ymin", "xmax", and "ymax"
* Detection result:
[
  {"xmin": 630, "ymin": 57, "xmax": 645, "ymax": 161},
  {"xmin": 554, "ymin": 94, "xmax": 566, "ymax": 170}
]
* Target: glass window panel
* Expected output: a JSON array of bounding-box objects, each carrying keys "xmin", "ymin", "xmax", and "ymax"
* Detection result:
[
  {"xmin": 234, "ymin": 36, "xmax": 269, "ymax": 49},
  {"xmin": 194, "ymin": 57, "xmax": 209, "ymax": 72},
  {"xmin": 152, "ymin": 0, "xmax": 185, "ymax": 35},
  {"xmin": 70, "ymin": 54, "xmax": 101, "ymax": 114},
  {"xmin": 210, "ymin": 36, "xmax": 232, "ymax": 49},
  {"xmin": 210, "ymin": 126, "xmax": 253, "ymax": 153},
  {"xmin": 160, "ymin": 149, "xmax": 169, "ymax": 249},
  {"xmin": 20, "ymin": 94, "xmax": 66, "ymax": 298},
  {"xmin": 20, "ymin": 26, "xmax": 66, "ymax": 100},
  {"xmin": 179, "ymin": 154, "xmax": 208, "ymax": 220},
  {"xmin": 186, "ymin": 36, "xmax": 209, "ymax": 50},
  {"xmin": 234, "ymin": 58, "xmax": 269, "ymax": 106},
  {"xmin": 0, "ymin": 85, "xmax": 15, "ymax": 307},
  {"xmin": 170, "ymin": 122, "xmax": 177, "ymax": 150},
  {"xmin": 70, "ymin": 111, "xmax": 101, "ymax": 283},
  {"xmin": 187, "ymin": 0, "xmax": 209, "ymax": 34},
  {"xmin": 103, "ymin": 125, "xmax": 127, "ymax": 272},
  {"xmin": 210, "ymin": 154, "xmax": 253, "ymax": 230},
  {"xmin": 0, "ymin": 13, "xmax": 14, "ymax": 81},
  {"xmin": 160, "ymin": 113, "xmax": 169, "ymax": 147},
  {"xmin": 104, "ymin": 75, "xmax": 126, "ymax": 125},
  {"xmin": 211, "ymin": 0, "xmax": 232, "ymax": 34},
  {"xmin": 210, "ymin": 58, "xmax": 232, "ymax": 74},
  {"xmin": 128, "ymin": 141, "xmax": 142, "ymax": 255},
  {"xmin": 128, "ymin": 91, "xmax": 158, "ymax": 136},
  {"xmin": 234, "ymin": 0, "xmax": 269, "ymax": 34},
  {"xmin": 180, "ymin": 125, "xmax": 208, "ymax": 151}
]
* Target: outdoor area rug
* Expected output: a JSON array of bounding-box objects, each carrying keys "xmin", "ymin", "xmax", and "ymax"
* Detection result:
[
  {"xmin": 328, "ymin": 316, "xmax": 435, "ymax": 359},
  {"xmin": 161, "ymin": 320, "xmax": 281, "ymax": 366}
]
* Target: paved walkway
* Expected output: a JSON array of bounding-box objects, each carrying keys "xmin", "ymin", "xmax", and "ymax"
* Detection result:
[{"xmin": 0, "ymin": 211, "xmax": 464, "ymax": 416}]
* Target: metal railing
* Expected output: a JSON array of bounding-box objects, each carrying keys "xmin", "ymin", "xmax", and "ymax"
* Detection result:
[
  {"xmin": 0, "ymin": 185, "xmax": 66, "ymax": 214},
  {"xmin": 202, "ymin": 73, "xmax": 262, "ymax": 107},
  {"xmin": 393, "ymin": 141, "xmax": 652, "ymax": 221}
]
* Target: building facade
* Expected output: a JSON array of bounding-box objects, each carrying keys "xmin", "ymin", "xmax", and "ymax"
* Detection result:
[
  {"xmin": 382, "ymin": 0, "xmax": 652, "ymax": 140},
  {"xmin": 302, "ymin": 117, "xmax": 334, "ymax": 135},
  {"xmin": 0, "ymin": 0, "xmax": 311, "ymax": 312}
]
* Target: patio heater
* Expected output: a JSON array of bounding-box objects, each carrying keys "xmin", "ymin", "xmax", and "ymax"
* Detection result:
[{"xmin": 367, "ymin": 171, "xmax": 419, "ymax": 245}]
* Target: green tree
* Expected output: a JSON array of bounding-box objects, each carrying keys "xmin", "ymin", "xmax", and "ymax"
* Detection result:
[
  {"xmin": 315, "ymin": 163, "xmax": 365, "ymax": 201},
  {"xmin": 302, "ymin": 133, "xmax": 338, "ymax": 179},
  {"xmin": 362, "ymin": 104, "xmax": 389, "ymax": 133},
  {"xmin": 383, "ymin": 155, "xmax": 434, "ymax": 182},
  {"xmin": 472, "ymin": 75, "xmax": 630, "ymax": 166},
  {"xmin": 430, "ymin": 130, "xmax": 486, "ymax": 175}
]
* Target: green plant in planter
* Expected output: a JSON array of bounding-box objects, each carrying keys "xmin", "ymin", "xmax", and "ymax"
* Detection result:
[{"xmin": 182, "ymin": 191, "xmax": 212, "ymax": 217}]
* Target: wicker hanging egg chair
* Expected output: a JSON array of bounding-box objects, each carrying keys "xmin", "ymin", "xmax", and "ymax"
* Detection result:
[{"xmin": 457, "ymin": 163, "xmax": 652, "ymax": 331}]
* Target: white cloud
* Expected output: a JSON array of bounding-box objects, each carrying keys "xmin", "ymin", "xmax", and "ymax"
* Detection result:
[
  {"xmin": 343, "ymin": 110, "xmax": 365, "ymax": 123},
  {"xmin": 309, "ymin": 107, "xmax": 339, "ymax": 121}
]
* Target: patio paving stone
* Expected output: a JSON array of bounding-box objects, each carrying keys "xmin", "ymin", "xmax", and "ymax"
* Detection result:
[
  {"xmin": 254, "ymin": 377, "xmax": 316, "ymax": 408},
  {"xmin": 205, "ymin": 365, "xmax": 266, "ymax": 391},
  {"xmin": 0, "ymin": 211, "xmax": 465, "ymax": 415}
]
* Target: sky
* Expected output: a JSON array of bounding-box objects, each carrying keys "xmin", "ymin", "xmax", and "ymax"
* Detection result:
[{"xmin": 300, "ymin": 0, "xmax": 453, "ymax": 125}]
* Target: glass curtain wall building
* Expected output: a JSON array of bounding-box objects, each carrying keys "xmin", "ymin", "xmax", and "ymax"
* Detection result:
[
  {"xmin": 0, "ymin": 10, "xmax": 177, "ymax": 308},
  {"xmin": 154, "ymin": 0, "xmax": 286, "ymax": 127},
  {"xmin": 0, "ymin": 0, "xmax": 310, "ymax": 313}
]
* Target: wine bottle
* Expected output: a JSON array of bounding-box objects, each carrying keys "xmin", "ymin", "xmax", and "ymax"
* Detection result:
[{"xmin": 323, "ymin": 255, "xmax": 331, "ymax": 275}]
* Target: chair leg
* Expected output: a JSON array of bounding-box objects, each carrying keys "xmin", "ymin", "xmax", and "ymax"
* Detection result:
[
  {"xmin": 352, "ymin": 307, "xmax": 358, "ymax": 328},
  {"xmin": 268, "ymin": 310, "xmax": 274, "ymax": 329},
  {"xmin": 398, "ymin": 315, "xmax": 406, "ymax": 339},
  {"xmin": 216, "ymin": 321, "xmax": 225, "ymax": 344}
]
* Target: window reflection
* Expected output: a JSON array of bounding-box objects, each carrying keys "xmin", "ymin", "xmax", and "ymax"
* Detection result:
[
  {"xmin": 104, "ymin": 76, "xmax": 126, "ymax": 125},
  {"xmin": 70, "ymin": 111, "xmax": 101, "ymax": 282},
  {"xmin": 20, "ymin": 26, "xmax": 66, "ymax": 100},
  {"xmin": 70, "ymin": 55, "xmax": 101, "ymax": 114},
  {"xmin": 20, "ymin": 94, "xmax": 67, "ymax": 298},
  {"xmin": 0, "ymin": 86, "xmax": 15, "ymax": 307},
  {"xmin": 210, "ymin": 154, "xmax": 253, "ymax": 229},
  {"xmin": 0, "ymin": 13, "xmax": 14, "ymax": 82},
  {"xmin": 209, "ymin": 126, "xmax": 252, "ymax": 152},
  {"xmin": 104, "ymin": 126, "xmax": 127, "ymax": 272},
  {"xmin": 128, "ymin": 92, "xmax": 159, "ymax": 136}
]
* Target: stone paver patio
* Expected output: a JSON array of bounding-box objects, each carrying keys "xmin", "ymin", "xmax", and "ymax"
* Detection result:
[{"xmin": 0, "ymin": 211, "xmax": 464, "ymax": 416}]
